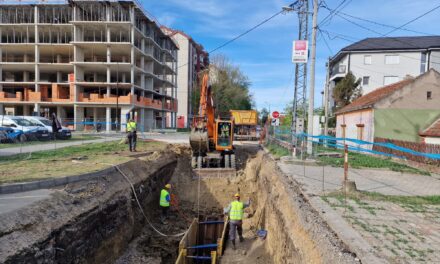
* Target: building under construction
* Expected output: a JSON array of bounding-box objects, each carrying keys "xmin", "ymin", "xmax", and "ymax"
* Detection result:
[{"xmin": 0, "ymin": 0, "xmax": 178, "ymax": 131}]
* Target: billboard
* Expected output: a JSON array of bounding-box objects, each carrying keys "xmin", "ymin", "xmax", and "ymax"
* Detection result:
[{"xmin": 292, "ymin": 40, "xmax": 308, "ymax": 63}]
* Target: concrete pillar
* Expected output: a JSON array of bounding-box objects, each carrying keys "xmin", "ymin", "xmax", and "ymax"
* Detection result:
[
  {"xmin": 74, "ymin": 105, "xmax": 84, "ymax": 131},
  {"xmin": 106, "ymin": 26, "xmax": 111, "ymax": 43},
  {"xmin": 139, "ymin": 108, "xmax": 145, "ymax": 132},
  {"xmin": 56, "ymin": 106, "xmax": 63, "ymax": 118},
  {"xmin": 93, "ymin": 72, "xmax": 98, "ymax": 82},
  {"xmin": 145, "ymin": 109, "xmax": 153, "ymax": 131},
  {"xmin": 93, "ymin": 107, "xmax": 98, "ymax": 125},
  {"xmin": 23, "ymin": 71, "xmax": 29, "ymax": 82},
  {"xmin": 107, "ymin": 47, "xmax": 111, "ymax": 63},
  {"xmin": 0, "ymin": 65, "xmax": 2, "ymax": 90},
  {"xmin": 0, "ymin": 104, "xmax": 4, "ymax": 115},
  {"xmin": 56, "ymin": 54, "xmax": 61, "ymax": 63},
  {"xmin": 33, "ymin": 103, "xmax": 40, "ymax": 115},
  {"xmin": 57, "ymin": 72, "xmax": 62, "ymax": 83},
  {"xmin": 23, "ymin": 105, "xmax": 31, "ymax": 116},
  {"xmin": 106, "ymin": 106, "xmax": 111, "ymax": 132}
]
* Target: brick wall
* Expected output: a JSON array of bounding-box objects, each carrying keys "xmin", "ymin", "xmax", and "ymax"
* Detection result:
[{"xmin": 373, "ymin": 137, "xmax": 440, "ymax": 165}]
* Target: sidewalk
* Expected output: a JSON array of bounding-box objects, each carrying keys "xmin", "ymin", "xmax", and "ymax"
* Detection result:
[
  {"xmin": 0, "ymin": 137, "xmax": 119, "ymax": 157},
  {"xmin": 278, "ymin": 162, "xmax": 440, "ymax": 196}
]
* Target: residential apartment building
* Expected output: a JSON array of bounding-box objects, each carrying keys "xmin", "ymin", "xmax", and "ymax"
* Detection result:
[
  {"xmin": 0, "ymin": 0, "xmax": 178, "ymax": 131},
  {"xmin": 162, "ymin": 26, "xmax": 208, "ymax": 128},
  {"xmin": 329, "ymin": 36, "xmax": 440, "ymax": 109}
]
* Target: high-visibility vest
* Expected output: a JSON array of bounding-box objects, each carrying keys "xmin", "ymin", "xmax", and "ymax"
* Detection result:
[
  {"xmin": 160, "ymin": 189, "xmax": 170, "ymax": 207},
  {"xmin": 127, "ymin": 121, "xmax": 136, "ymax": 132},
  {"xmin": 229, "ymin": 201, "xmax": 244, "ymax": 220}
]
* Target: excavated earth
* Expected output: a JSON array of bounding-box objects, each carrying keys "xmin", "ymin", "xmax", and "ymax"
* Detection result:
[{"xmin": 0, "ymin": 143, "xmax": 358, "ymax": 263}]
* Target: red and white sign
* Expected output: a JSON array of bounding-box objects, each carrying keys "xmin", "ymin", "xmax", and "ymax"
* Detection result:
[
  {"xmin": 292, "ymin": 40, "xmax": 308, "ymax": 63},
  {"xmin": 272, "ymin": 111, "xmax": 280, "ymax": 119}
]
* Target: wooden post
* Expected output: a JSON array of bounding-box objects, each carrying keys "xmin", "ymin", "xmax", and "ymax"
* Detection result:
[
  {"xmin": 344, "ymin": 144, "xmax": 348, "ymax": 181},
  {"xmin": 211, "ymin": 251, "xmax": 217, "ymax": 264}
]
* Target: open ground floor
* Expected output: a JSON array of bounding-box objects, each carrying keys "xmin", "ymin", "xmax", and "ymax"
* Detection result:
[{"xmin": 0, "ymin": 102, "xmax": 177, "ymax": 131}]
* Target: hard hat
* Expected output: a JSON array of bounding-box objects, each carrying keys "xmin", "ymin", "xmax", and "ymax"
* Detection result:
[
  {"xmin": 165, "ymin": 184, "xmax": 171, "ymax": 189},
  {"xmin": 234, "ymin": 193, "xmax": 240, "ymax": 198}
]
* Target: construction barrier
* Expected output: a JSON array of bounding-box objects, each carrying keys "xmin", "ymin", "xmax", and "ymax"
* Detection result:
[{"xmin": 270, "ymin": 127, "xmax": 440, "ymax": 161}]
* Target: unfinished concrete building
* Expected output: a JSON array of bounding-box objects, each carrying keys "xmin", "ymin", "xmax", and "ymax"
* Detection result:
[{"xmin": 0, "ymin": 0, "xmax": 178, "ymax": 131}]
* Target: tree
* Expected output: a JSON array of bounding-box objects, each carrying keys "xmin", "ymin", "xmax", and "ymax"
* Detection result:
[
  {"xmin": 259, "ymin": 107, "xmax": 269, "ymax": 125},
  {"xmin": 208, "ymin": 54, "xmax": 254, "ymax": 117},
  {"xmin": 332, "ymin": 72, "xmax": 362, "ymax": 109},
  {"xmin": 281, "ymin": 100, "xmax": 307, "ymax": 127}
]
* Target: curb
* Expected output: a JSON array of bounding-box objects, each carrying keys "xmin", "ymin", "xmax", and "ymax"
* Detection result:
[{"xmin": 0, "ymin": 166, "xmax": 117, "ymax": 195}]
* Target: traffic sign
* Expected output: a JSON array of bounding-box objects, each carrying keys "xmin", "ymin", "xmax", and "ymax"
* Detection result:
[
  {"xmin": 272, "ymin": 111, "xmax": 280, "ymax": 119},
  {"xmin": 292, "ymin": 40, "xmax": 308, "ymax": 63},
  {"xmin": 271, "ymin": 118, "xmax": 280, "ymax": 126}
]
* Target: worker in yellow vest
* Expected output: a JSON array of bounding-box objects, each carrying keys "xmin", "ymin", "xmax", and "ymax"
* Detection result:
[
  {"xmin": 126, "ymin": 118, "xmax": 137, "ymax": 152},
  {"xmin": 224, "ymin": 193, "xmax": 250, "ymax": 250},
  {"xmin": 160, "ymin": 183, "xmax": 172, "ymax": 224}
]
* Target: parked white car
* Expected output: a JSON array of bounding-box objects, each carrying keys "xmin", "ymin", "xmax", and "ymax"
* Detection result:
[
  {"xmin": 24, "ymin": 116, "xmax": 72, "ymax": 139},
  {"xmin": 0, "ymin": 115, "xmax": 50, "ymax": 141}
]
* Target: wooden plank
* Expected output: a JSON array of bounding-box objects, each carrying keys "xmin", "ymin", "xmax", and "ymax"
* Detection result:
[
  {"xmin": 211, "ymin": 251, "xmax": 217, "ymax": 264},
  {"xmin": 179, "ymin": 218, "xmax": 198, "ymax": 252},
  {"xmin": 175, "ymin": 249, "xmax": 187, "ymax": 264},
  {"xmin": 218, "ymin": 216, "xmax": 229, "ymax": 256}
]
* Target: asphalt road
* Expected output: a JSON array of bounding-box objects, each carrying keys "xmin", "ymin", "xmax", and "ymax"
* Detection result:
[{"xmin": 0, "ymin": 189, "xmax": 54, "ymax": 215}]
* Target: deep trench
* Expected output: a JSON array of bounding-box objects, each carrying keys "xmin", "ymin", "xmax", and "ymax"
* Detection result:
[{"xmin": 0, "ymin": 144, "xmax": 358, "ymax": 264}]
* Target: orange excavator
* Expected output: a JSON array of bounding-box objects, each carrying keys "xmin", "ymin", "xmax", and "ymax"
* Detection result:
[{"xmin": 189, "ymin": 70, "xmax": 235, "ymax": 170}]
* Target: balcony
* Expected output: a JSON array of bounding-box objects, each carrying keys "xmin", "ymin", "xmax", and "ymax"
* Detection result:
[
  {"xmin": 330, "ymin": 65, "xmax": 347, "ymax": 81},
  {"xmin": 0, "ymin": 91, "xmax": 23, "ymax": 102},
  {"xmin": 78, "ymin": 93, "xmax": 132, "ymax": 104}
]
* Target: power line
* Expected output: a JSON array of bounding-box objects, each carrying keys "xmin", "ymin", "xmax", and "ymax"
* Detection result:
[
  {"xmin": 318, "ymin": 28, "xmax": 334, "ymax": 54},
  {"xmin": 320, "ymin": 28, "xmax": 440, "ymax": 65},
  {"xmin": 208, "ymin": 10, "xmax": 284, "ymax": 54},
  {"xmin": 384, "ymin": 3, "xmax": 440, "ymax": 36},
  {"xmin": 318, "ymin": 0, "xmax": 351, "ymax": 27},
  {"xmin": 175, "ymin": 9, "xmax": 284, "ymax": 70},
  {"xmin": 327, "ymin": 13, "xmax": 440, "ymax": 63},
  {"xmin": 333, "ymin": 9, "xmax": 435, "ymax": 36}
]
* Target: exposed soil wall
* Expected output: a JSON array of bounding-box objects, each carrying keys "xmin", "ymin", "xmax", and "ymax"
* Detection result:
[
  {"xmin": 0, "ymin": 149, "xmax": 179, "ymax": 264},
  {"xmin": 170, "ymin": 145, "xmax": 356, "ymax": 263},
  {"xmin": 245, "ymin": 151, "xmax": 356, "ymax": 263}
]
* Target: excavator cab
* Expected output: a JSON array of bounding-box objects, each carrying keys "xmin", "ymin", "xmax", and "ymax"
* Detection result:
[{"xmin": 215, "ymin": 120, "xmax": 233, "ymax": 150}]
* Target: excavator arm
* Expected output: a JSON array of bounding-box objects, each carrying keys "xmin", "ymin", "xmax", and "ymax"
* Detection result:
[{"xmin": 190, "ymin": 70, "xmax": 235, "ymax": 171}]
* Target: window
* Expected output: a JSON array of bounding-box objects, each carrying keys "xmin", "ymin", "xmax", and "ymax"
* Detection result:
[
  {"xmin": 385, "ymin": 55, "xmax": 400, "ymax": 65},
  {"xmin": 427, "ymin": 91, "xmax": 432, "ymax": 100},
  {"xmin": 356, "ymin": 124, "xmax": 365, "ymax": 140},
  {"xmin": 384, "ymin": 76, "xmax": 399, "ymax": 85},
  {"xmin": 364, "ymin": 55, "xmax": 372, "ymax": 65},
  {"xmin": 362, "ymin": 76, "xmax": 370, "ymax": 85}
]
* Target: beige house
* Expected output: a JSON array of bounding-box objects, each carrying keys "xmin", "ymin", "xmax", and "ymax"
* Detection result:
[{"xmin": 336, "ymin": 69, "xmax": 440, "ymax": 146}]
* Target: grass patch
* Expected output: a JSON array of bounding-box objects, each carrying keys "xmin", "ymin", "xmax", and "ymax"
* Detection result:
[
  {"xmin": 323, "ymin": 191, "xmax": 440, "ymax": 209},
  {"xmin": 0, "ymin": 140, "xmax": 166, "ymax": 184},
  {"xmin": 265, "ymin": 142, "xmax": 290, "ymax": 158},
  {"xmin": 0, "ymin": 135, "xmax": 99, "ymax": 149},
  {"xmin": 316, "ymin": 146, "xmax": 429, "ymax": 175}
]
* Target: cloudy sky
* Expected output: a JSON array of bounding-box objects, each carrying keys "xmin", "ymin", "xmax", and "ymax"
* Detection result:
[{"xmin": 142, "ymin": 0, "xmax": 440, "ymax": 113}]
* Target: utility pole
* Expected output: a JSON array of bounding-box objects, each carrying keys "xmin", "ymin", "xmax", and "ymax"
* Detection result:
[
  {"xmin": 283, "ymin": 1, "xmax": 309, "ymax": 153},
  {"xmin": 306, "ymin": 0, "xmax": 318, "ymax": 155},
  {"xmin": 323, "ymin": 57, "xmax": 330, "ymax": 146}
]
